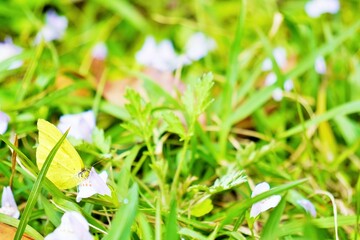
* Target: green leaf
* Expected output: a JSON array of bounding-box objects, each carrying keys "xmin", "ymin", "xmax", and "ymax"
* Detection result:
[
  {"xmin": 103, "ymin": 183, "xmax": 139, "ymax": 240},
  {"xmin": 93, "ymin": 0, "xmax": 149, "ymax": 31},
  {"xmin": 179, "ymin": 228, "xmax": 208, "ymax": 240},
  {"xmin": 92, "ymin": 127, "xmax": 111, "ymax": 153},
  {"xmin": 121, "ymin": 88, "xmax": 156, "ymax": 141},
  {"xmin": 164, "ymin": 199, "xmax": 179, "ymax": 240},
  {"xmin": 162, "ymin": 111, "xmax": 187, "ymax": 141},
  {"xmin": 190, "ymin": 198, "xmax": 213, "ymax": 217},
  {"xmin": 182, "ymin": 73, "xmax": 214, "ymax": 125},
  {"xmin": 279, "ymin": 100, "xmax": 360, "ymax": 138},
  {"xmin": 260, "ymin": 195, "xmax": 287, "ymax": 240}
]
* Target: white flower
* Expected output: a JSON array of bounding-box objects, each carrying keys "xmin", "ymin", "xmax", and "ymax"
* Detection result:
[
  {"xmin": 305, "ymin": 0, "xmax": 340, "ymax": 18},
  {"xmin": 0, "ymin": 111, "xmax": 10, "ymax": 134},
  {"xmin": 264, "ymin": 73, "xmax": 293, "ymax": 101},
  {"xmin": 136, "ymin": 36, "xmax": 179, "ymax": 72},
  {"xmin": 0, "ymin": 38, "xmax": 23, "ymax": 70},
  {"xmin": 92, "ymin": 42, "xmax": 108, "ymax": 60},
  {"xmin": 184, "ymin": 32, "xmax": 216, "ymax": 61},
  {"xmin": 262, "ymin": 47, "xmax": 287, "ymax": 71},
  {"xmin": 315, "ymin": 56, "xmax": 326, "ymax": 74},
  {"xmin": 45, "ymin": 211, "xmax": 93, "ymax": 240},
  {"xmin": 272, "ymin": 87, "xmax": 284, "ymax": 102},
  {"xmin": 76, "ymin": 167, "xmax": 111, "ymax": 202},
  {"xmin": 0, "ymin": 186, "xmax": 20, "ymax": 219},
  {"xmin": 297, "ymin": 199, "xmax": 316, "ymax": 217},
  {"xmin": 283, "ymin": 79, "xmax": 294, "ymax": 92},
  {"xmin": 35, "ymin": 10, "xmax": 68, "ymax": 44},
  {"xmin": 57, "ymin": 110, "xmax": 95, "ymax": 142},
  {"xmin": 250, "ymin": 182, "xmax": 281, "ymax": 218},
  {"xmin": 264, "ymin": 72, "xmax": 277, "ymax": 86}
]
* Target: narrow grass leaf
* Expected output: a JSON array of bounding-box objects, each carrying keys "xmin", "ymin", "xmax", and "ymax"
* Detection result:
[
  {"xmin": 93, "ymin": 0, "xmax": 148, "ymax": 31},
  {"xmin": 164, "ymin": 199, "xmax": 179, "ymax": 240},
  {"xmin": 285, "ymin": 20, "xmax": 360, "ymax": 80},
  {"xmin": 280, "ymin": 100, "xmax": 360, "ymax": 138},
  {"xmin": 103, "ymin": 183, "xmax": 139, "ymax": 240},
  {"xmin": 278, "ymin": 215, "xmax": 358, "ymax": 236},
  {"xmin": 221, "ymin": 0, "xmax": 246, "ymax": 117},
  {"xmin": 260, "ymin": 195, "xmax": 287, "ymax": 240},
  {"xmin": 178, "ymin": 228, "xmax": 208, "ymax": 240},
  {"xmin": 137, "ymin": 213, "xmax": 154, "ymax": 240},
  {"xmin": 14, "ymin": 129, "xmax": 69, "ymax": 240},
  {"xmin": 355, "ymin": 174, "xmax": 360, "ymax": 239},
  {"xmin": 228, "ymin": 84, "xmax": 276, "ymax": 126}
]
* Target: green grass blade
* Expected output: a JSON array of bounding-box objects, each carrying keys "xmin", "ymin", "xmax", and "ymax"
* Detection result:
[
  {"xmin": 14, "ymin": 129, "xmax": 69, "ymax": 240},
  {"xmin": 228, "ymin": 85, "xmax": 276, "ymax": 126},
  {"xmin": 285, "ymin": 20, "xmax": 360, "ymax": 81},
  {"xmin": 137, "ymin": 213, "xmax": 154, "ymax": 240},
  {"xmin": 103, "ymin": 183, "xmax": 139, "ymax": 240},
  {"xmin": 221, "ymin": 0, "xmax": 246, "ymax": 117},
  {"xmin": 279, "ymin": 100, "xmax": 360, "ymax": 138},
  {"xmin": 92, "ymin": 0, "xmax": 149, "ymax": 31},
  {"xmin": 164, "ymin": 199, "xmax": 179, "ymax": 240},
  {"xmin": 355, "ymin": 174, "xmax": 360, "ymax": 240},
  {"xmin": 178, "ymin": 228, "xmax": 208, "ymax": 240},
  {"xmin": 278, "ymin": 215, "xmax": 358, "ymax": 236},
  {"xmin": 260, "ymin": 195, "xmax": 287, "ymax": 240}
]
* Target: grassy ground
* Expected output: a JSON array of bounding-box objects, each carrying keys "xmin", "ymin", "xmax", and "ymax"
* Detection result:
[{"xmin": 1, "ymin": 0, "xmax": 360, "ymax": 239}]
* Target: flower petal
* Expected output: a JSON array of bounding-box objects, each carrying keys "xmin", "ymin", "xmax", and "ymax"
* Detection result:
[
  {"xmin": 185, "ymin": 32, "xmax": 216, "ymax": 61},
  {"xmin": 45, "ymin": 211, "xmax": 93, "ymax": 240},
  {"xmin": 76, "ymin": 167, "xmax": 111, "ymax": 202},
  {"xmin": 0, "ymin": 38, "xmax": 23, "ymax": 70},
  {"xmin": 0, "ymin": 111, "xmax": 10, "ymax": 134},
  {"xmin": 250, "ymin": 182, "xmax": 281, "ymax": 218},
  {"xmin": 297, "ymin": 199, "xmax": 316, "ymax": 217},
  {"xmin": 57, "ymin": 110, "xmax": 95, "ymax": 142},
  {"xmin": 0, "ymin": 186, "xmax": 20, "ymax": 219},
  {"xmin": 251, "ymin": 182, "xmax": 270, "ymax": 197},
  {"xmin": 92, "ymin": 42, "xmax": 108, "ymax": 60},
  {"xmin": 315, "ymin": 56, "xmax": 326, "ymax": 74}
]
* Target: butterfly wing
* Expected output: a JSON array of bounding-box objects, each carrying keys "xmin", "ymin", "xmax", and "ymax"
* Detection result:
[{"xmin": 36, "ymin": 119, "xmax": 85, "ymax": 189}]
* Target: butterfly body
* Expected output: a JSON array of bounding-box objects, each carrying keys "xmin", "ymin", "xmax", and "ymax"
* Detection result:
[{"xmin": 36, "ymin": 119, "xmax": 88, "ymax": 189}]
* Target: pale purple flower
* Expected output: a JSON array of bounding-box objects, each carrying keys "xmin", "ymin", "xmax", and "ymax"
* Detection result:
[
  {"xmin": 305, "ymin": 0, "xmax": 340, "ymax": 18},
  {"xmin": 136, "ymin": 36, "xmax": 179, "ymax": 72},
  {"xmin": 262, "ymin": 47, "xmax": 287, "ymax": 71},
  {"xmin": 315, "ymin": 56, "xmax": 326, "ymax": 74},
  {"xmin": 0, "ymin": 111, "xmax": 10, "ymax": 134},
  {"xmin": 264, "ymin": 72, "xmax": 277, "ymax": 86},
  {"xmin": 283, "ymin": 79, "xmax": 294, "ymax": 92},
  {"xmin": 297, "ymin": 199, "xmax": 316, "ymax": 217},
  {"xmin": 0, "ymin": 186, "xmax": 20, "ymax": 219},
  {"xmin": 92, "ymin": 42, "xmax": 107, "ymax": 60},
  {"xmin": 0, "ymin": 38, "xmax": 23, "ymax": 70},
  {"xmin": 76, "ymin": 167, "xmax": 111, "ymax": 202},
  {"xmin": 250, "ymin": 182, "xmax": 281, "ymax": 218},
  {"xmin": 272, "ymin": 88, "xmax": 284, "ymax": 102},
  {"xmin": 45, "ymin": 211, "xmax": 93, "ymax": 240},
  {"xmin": 57, "ymin": 110, "xmax": 95, "ymax": 142},
  {"xmin": 184, "ymin": 32, "xmax": 216, "ymax": 61},
  {"xmin": 35, "ymin": 10, "xmax": 68, "ymax": 44},
  {"xmin": 264, "ymin": 73, "xmax": 293, "ymax": 102}
]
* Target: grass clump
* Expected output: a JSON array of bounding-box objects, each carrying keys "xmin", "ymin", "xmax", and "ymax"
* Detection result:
[{"xmin": 0, "ymin": 0, "xmax": 360, "ymax": 239}]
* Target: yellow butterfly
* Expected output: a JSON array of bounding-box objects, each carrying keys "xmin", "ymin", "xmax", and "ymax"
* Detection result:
[{"xmin": 36, "ymin": 119, "xmax": 89, "ymax": 189}]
